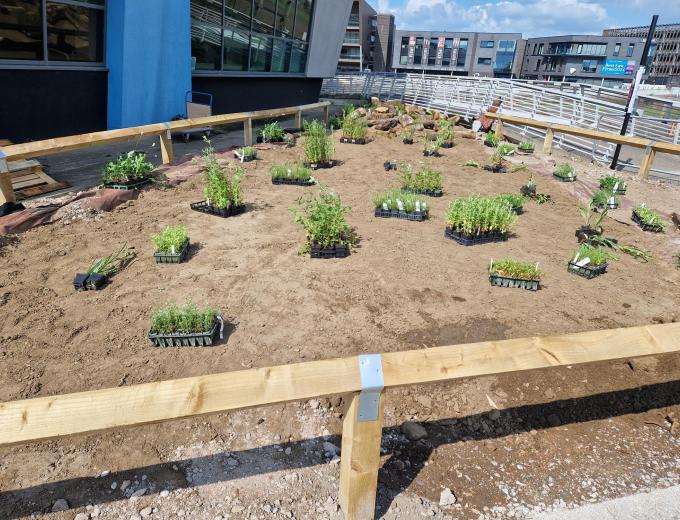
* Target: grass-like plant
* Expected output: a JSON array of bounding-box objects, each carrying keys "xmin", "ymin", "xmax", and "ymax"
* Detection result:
[
  {"xmin": 591, "ymin": 189, "xmax": 618, "ymax": 208},
  {"xmin": 489, "ymin": 259, "xmax": 541, "ymax": 280},
  {"xmin": 438, "ymin": 119, "xmax": 455, "ymax": 144},
  {"xmin": 236, "ymin": 146, "xmax": 257, "ymax": 159},
  {"xmin": 422, "ymin": 134, "xmax": 443, "ymax": 154},
  {"xmin": 578, "ymin": 204, "xmax": 607, "ymax": 230},
  {"xmin": 291, "ymin": 186, "xmax": 355, "ymax": 252},
  {"xmin": 633, "ymin": 205, "xmax": 665, "ymax": 230},
  {"xmin": 303, "ymin": 120, "xmax": 335, "ymax": 163},
  {"xmin": 201, "ymin": 140, "xmax": 244, "ymax": 209},
  {"xmin": 259, "ymin": 121, "xmax": 287, "ymax": 142},
  {"xmin": 554, "ymin": 163, "xmax": 575, "ymax": 179},
  {"xmin": 271, "ymin": 163, "xmax": 313, "ymax": 182},
  {"xmin": 446, "ymin": 195, "xmax": 517, "ymax": 235},
  {"xmin": 373, "ymin": 189, "xmax": 428, "ymax": 213},
  {"xmin": 464, "ymin": 159, "xmax": 480, "ymax": 167},
  {"xmin": 599, "ymin": 175, "xmax": 626, "ymax": 192},
  {"xmin": 497, "ymin": 143, "xmax": 515, "ymax": 156},
  {"xmin": 572, "ymin": 243, "xmax": 616, "ymax": 267},
  {"xmin": 152, "ymin": 225, "xmax": 188, "ymax": 254},
  {"xmin": 87, "ymin": 243, "xmax": 136, "ymax": 276},
  {"xmin": 526, "ymin": 174, "xmax": 536, "ymax": 189},
  {"xmin": 102, "ymin": 151, "xmax": 154, "ymax": 184},
  {"xmin": 402, "ymin": 126, "xmax": 415, "ymax": 142},
  {"xmin": 150, "ymin": 299, "xmax": 217, "ymax": 335},
  {"xmin": 341, "ymin": 116, "xmax": 368, "ymax": 140},
  {"xmin": 484, "ymin": 132, "xmax": 500, "ymax": 147},
  {"xmin": 401, "ymin": 163, "xmax": 443, "ymax": 193},
  {"xmin": 518, "ymin": 141, "xmax": 535, "ymax": 152},
  {"xmin": 493, "ymin": 193, "xmax": 526, "ymax": 211}
]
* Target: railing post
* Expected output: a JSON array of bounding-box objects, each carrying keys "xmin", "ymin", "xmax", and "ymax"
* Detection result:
[
  {"xmin": 339, "ymin": 355, "xmax": 384, "ymax": 520},
  {"xmin": 0, "ymin": 151, "xmax": 16, "ymax": 204},
  {"xmin": 543, "ymin": 127, "xmax": 554, "ymax": 155},
  {"xmin": 160, "ymin": 128, "xmax": 174, "ymax": 165},
  {"xmin": 244, "ymin": 117, "xmax": 253, "ymax": 146},
  {"xmin": 639, "ymin": 142, "xmax": 656, "ymax": 179}
]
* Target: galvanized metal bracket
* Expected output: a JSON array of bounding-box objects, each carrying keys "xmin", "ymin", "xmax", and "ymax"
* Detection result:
[
  {"xmin": 163, "ymin": 122, "xmax": 172, "ymax": 138},
  {"xmin": 357, "ymin": 354, "xmax": 384, "ymax": 422}
]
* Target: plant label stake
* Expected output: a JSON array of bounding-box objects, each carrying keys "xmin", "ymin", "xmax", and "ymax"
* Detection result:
[
  {"xmin": 397, "ymin": 200, "xmax": 404, "ymax": 212},
  {"xmin": 171, "ymin": 245, "xmax": 176, "ymax": 255},
  {"xmin": 613, "ymin": 182, "xmax": 619, "ymax": 192},
  {"xmin": 415, "ymin": 201, "xmax": 421, "ymax": 213},
  {"xmin": 576, "ymin": 257, "xmax": 591, "ymax": 267},
  {"xmin": 382, "ymin": 202, "xmax": 388, "ymax": 211}
]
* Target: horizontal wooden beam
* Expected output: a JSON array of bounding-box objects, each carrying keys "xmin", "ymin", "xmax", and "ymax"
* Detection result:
[
  {"xmin": 0, "ymin": 102, "xmax": 330, "ymax": 162},
  {"xmin": 1, "ymin": 323, "xmax": 678, "ymax": 447}
]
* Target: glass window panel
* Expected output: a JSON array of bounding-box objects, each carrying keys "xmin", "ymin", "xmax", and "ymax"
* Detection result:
[
  {"xmin": 252, "ymin": 0, "xmax": 276, "ymax": 35},
  {"xmin": 193, "ymin": 0, "xmax": 223, "ymax": 27},
  {"xmin": 249, "ymin": 33, "xmax": 271, "ymax": 71},
  {"xmin": 289, "ymin": 40, "xmax": 306, "ymax": 72},
  {"xmin": 191, "ymin": 21, "xmax": 223, "ymax": 70},
  {"xmin": 293, "ymin": 0, "xmax": 312, "ymax": 41},
  {"xmin": 224, "ymin": 0, "xmax": 252, "ymax": 31},
  {"xmin": 223, "ymin": 27, "xmax": 250, "ymax": 70},
  {"xmin": 271, "ymin": 38, "xmax": 290, "ymax": 71},
  {"xmin": 457, "ymin": 39, "xmax": 467, "ymax": 66},
  {"xmin": 46, "ymin": 2, "xmax": 104, "ymax": 62},
  {"xmin": 0, "ymin": 0, "xmax": 44, "ymax": 60},
  {"xmin": 276, "ymin": 0, "xmax": 296, "ymax": 38},
  {"xmin": 428, "ymin": 39, "xmax": 436, "ymax": 65}
]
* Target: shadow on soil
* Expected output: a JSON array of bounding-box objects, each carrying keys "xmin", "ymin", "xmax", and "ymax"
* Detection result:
[{"xmin": 2, "ymin": 379, "xmax": 679, "ymax": 519}]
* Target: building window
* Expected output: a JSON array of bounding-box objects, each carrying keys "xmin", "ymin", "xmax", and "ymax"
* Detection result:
[
  {"xmin": 613, "ymin": 42, "xmax": 621, "ymax": 56},
  {"xmin": 428, "ymin": 38, "xmax": 437, "ymax": 65},
  {"xmin": 581, "ymin": 59, "xmax": 597, "ymax": 72},
  {"xmin": 0, "ymin": 0, "xmax": 105, "ymax": 63},
  {"xmin": 477, "ymin": 57, "xmax": 492, "ymax": 65},
  {"xmin": 535, "ymin": 59, "xmax": 541, "ymax": 71},
  {"xmin": 456, "ymin": 38, "xmax": 468, "ymax": 66},
  {"xmin": 442, "ymin": 37, "xmax": 452, "ymax": 66},
  {"xmin": 494, "ymin": 40, "xmax": 516, "ymax": 73},
  {"xmin": 627, "ymin": 43, "xmax": 635, "ymax": 57},
  {"xmin": 191, "ymin": 0, "xmax": 313, "ymax": 73},
  {"xmin": 399, "ymin": 36, "xmax": 408, "ymax": 65},
  {"xmin": 413, "ymin": 36, "xmax": 423, "ymax": 64},
  {"xmin": 480, "ymin": 40, "xmax": 494, "ymax": 48},
  {"xmin": 538, "ymin": 43, "xmax": 544, "ymax": 55}
]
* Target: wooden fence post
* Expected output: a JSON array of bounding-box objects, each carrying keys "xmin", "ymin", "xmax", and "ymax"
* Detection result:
[
  {"xmin": 160, "ymin": 130, "xmax": 174, "ymax": 165},
  {"xmin": 495, "ymin": 119, "xmax": 504, "ymax": 139},
  {"xmin": 244, "ymin": 117, "xmax": 253, "ymax": 146},
  {"xmin": 543, "ymin": 127, "xmax": 554, "ymax": 155},
  {"xmin": 295, "ymin": 110, "xmax": 302, "ymax": 129},
  {"xmin": 0, "ymin": 153, "xmax": 16, "ymax": 204},
  {"xmin": 639, "ymin": 142, "xmax": 656, "ymax": 179},
  {"xmin": 339, "ymin": 355, "xmax": 384, "ymax": 520}
]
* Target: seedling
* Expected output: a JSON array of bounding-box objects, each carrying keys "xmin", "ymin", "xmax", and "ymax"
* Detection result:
[
  {"xmin": 259, "ymin": 121, "xmax": 287, "ymax": 143},
  {"xmin": 341, "ymin": 116, "xmax": 368, "ymax": 141},
  {"xmin": 591, "ymin": 189, "xmax": 619, "ymax": 209},
  {"xmin": 554, "ymin": 163, "xmax": 576, "ymax": 181},
  {"xmin": 303, "ymin": 120, "xmax": 335, "ymax": 165},
  {"xmin": 493, "ymin": 193, "xmax": 526, "ymax": 214},
  {"xmin": 485, "ymin": 146, "xmax": 508, "ymax": 173},
  {"xmin": 422, "ymin": 134, "xmax": 443, "ymax": 156},
  {"xmin": 438, "ymin": 119, "xmax": 455, "ymax": 146},
  {"xmin": 497, "ymin": 143, "xmax": 515, "ymax": 156},
  {"xmin": 401, "ymin": 163, "xmax": 443, "ymax": 196},
  {"xmin": 484, "ymin": 132, "xmax": 500, "ymax": 147},
  {"xmin": 271, "ymin": 163, "xmax": 314, "ymax": 183},
  {"xmin": 102, "ymin": 151, "xmax": 154, "ymax": 187},
  {"xmin": 402, "ymin": 126, "xmax": 415, "ymax": 144},
  {"xmin": 235, "ymin": 146, "xmax": 257, "ymax": 162},
  {"xmin": 150, "ymin": 299, "xmax": 217, "ymax": 335},
  {"xmin": 599, "ymin": 175, "xmax": 627, "ymax": 194},
  {"xmin": 373, "ymin": 189, "xmax": 428, "ymax": 218},
  {"xmin": 445, "ymin": 195, "xmax": 517, "ymax": 241},
  {"xmin": 464, "ymin": 159, "xmax": 480, "ymax": 168},
  {"xmin": 520, "ymin": 174, "xmax": 537, "ymax": 195},
  {"xmin": 152, "ymin": 225, "xmax": 189, "ymax": 261},
  {"xmin": 518, "ymin": 141, "xmax": 535, "ymax": 153},
  {"xmin": 632, "ymin": 205, "xmax": 665, "ymax": 232},
  {"xmin": 489, "ymin": 258, "xmax": 541, "ymax": 290},
  {"xmin": 74, "ymin": 243, "xmax": 136, "ymax": 290},
  {"xmin": 576, "ymin": 204, "xmax": 607, "ymax": 241},
  {"xmin": 570, "ymin": 243, "xmax": 616, "ymax": 267},
  {"xmin": 199, "ymin": 139, "xmax": 244, "ymax": 212}
]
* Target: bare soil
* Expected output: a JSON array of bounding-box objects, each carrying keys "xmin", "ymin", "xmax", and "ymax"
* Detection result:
[{"xmin": 1, "ymin": 131, "xmax": 679, "ymax": 520}]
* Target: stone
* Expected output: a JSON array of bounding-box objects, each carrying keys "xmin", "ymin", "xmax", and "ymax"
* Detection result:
[
  {"xmin": 74, "ymin": 513, "xmax": 90, "ymax": 520},
  {"xmin": 160, "ymin": 490, "xmax": 170, "ymax": 498},
  {"xmin": 489, "ymin": 409, "xmax": 501, "ymax": 421},
  {"xmin": 375, "ymin": 106, "xmax": 389, "ymax": 114},
  {"xmin": 547, "ymin": 414, "xmax": 561, "ymax": 427},
  {"xmin": 423, "ymin": 120, "xmax": 435, "ymax": 130},
  {"xmin": 370, "ymin": 96, "xmax": 380, "ymax": 106},
  {"xmin": 439, "ymin": 488, "xmax": 457, "ymax": 507},
  {"xmin": 398, "ymin": 114, "xmax": 415, "ymax": 127},
  {"xmin": 374, "ymin": 118, "xmax": 398, "ymax": 132},
  {"xmin": 139, "ymin": 506, "xmax": 153, "ymax": 517},
  {"xmin": 130, "ymin": 488, "xmax": 147, "ymax": 498},
  {"xmin": 355, "ymin": 107, "xmax": 367, "ymax": 117},
  {"xmin": 121, "ymin": 480, "xmax": 131, "ymax": 491},
  {"xmin": 401, "ymin": 421, "xmax": 428, "ymax": 441},
  {"xmin": 52, "ymin": 499, "xmax": 69, "ymax": 512}
]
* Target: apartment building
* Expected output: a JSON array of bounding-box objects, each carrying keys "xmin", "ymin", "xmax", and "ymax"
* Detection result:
[{"xmin": 337, "ymin": 0, "xmax": 376, "ymax": 71}]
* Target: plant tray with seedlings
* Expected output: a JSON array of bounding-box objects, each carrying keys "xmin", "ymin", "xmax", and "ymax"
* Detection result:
[
  {"xmin": 190, "ymin": 201, "xmax": 246, "ymax": 218},
  {"xmin": 73, "ymin": 272, "xmax": 108, "ymax": 291},
  {"xmin": 484, "ymin": 164, "xmax": 508, "ymax": 173},
  {"xmin": 489, "ymin": 274, "xmax": 539, "ymax": 290},
  {"xmin": 74, "ymin": 243, "xmax": 135, "ymax": 291},
  {"xmin": 599, "ymin": 175, "xmax": 627, "ymax": 195},
  {"xmin": 149, "ymin": 320, "xmax": 220, "ymax": 347},
  {"xmin": 553, "ymin": 164, "xmax": 576, "ymax": 182},
  {"xmin": 234, "ymin": 147, "xmax": 257, "ymax": 162},
  {"xmin": 401, "ymin": 164, "xmax": 443, "ymax": 197},
  {"xmin": 402, "ymin": 138, "xmax": 414, "ymax": 144},
  {"xmin": 444, "ymin": 195, "xmax": 516, "ymax": 246},
  {"xmin": 484, "ymin": 132, "xmax": 500, "ymax": 147},
  {"xmin": 631, "ymin": 209, "xmax": 664, "ymax": 232},
  {"xmin": 444, "ymin": 228, "xmax": 509, "ymax": 246},
  {"xmin": 271, "ymin": 163, "xmax": 315, "ymax": 186},
  {"xmin": 149, "ymin": 301, "xmax": 223, "ymax": 347},
  {"xmin": 309, "ymin": 242, "xmax": 350, "ymax": 259},
  {"xmin": 568, "ymin": 261, "xmax": 608, "ymax": 279},
  {"xmin": 152, "ymin": 224, "xmax": 190, "ymax": 264},
  {"xmin": 272, "ymin": 177, "xmax": 315, "ymax": 186},
  {"xmin": 305, "ymin": 160, "xmax": 335, "ymax": 170},
  {"xmin": 153, "ymin": 239, "xmax": 189, "ymax": 263},
  {"xmin": 383, "ymin": 160, "xmax": 398, "ymax": 171},
  {"xmin": 340, "ymin": 137, "xmax": 367, "ymax": 144},
  {"xmin": 517, "ymin": 142, "xmax": 535, "ymax": 155},
  {"xmin": 403, "ymin": 187, "xmax": 443, "ymax": 197},
  {"xmin": 102, "ymin": 151, "xmax": 154, "ymax": 190},
  {"xmin": 567, "ymin": 244, "xmax": 611, "ymax": 279},
  {"xmin": 257, "ymin": 121, "xmax": 289, "ymax": 144},
  {"xmin": 374, "ymin": 208, "xmax": 428, "ymax": 221},
  {"xmin": 493, "ymin": 193, "xmax": 526, "ymax": 215},
  {"xmin": 422, "ymin": 150, "xmax": 441, "ymax": 157},
  {"xmin": 104, "ymin": 178, "xmax": 151, "ymax": 190},
  {"xmin": 488, "ymin": 259, "xmax": 540, "ymax": 291}
]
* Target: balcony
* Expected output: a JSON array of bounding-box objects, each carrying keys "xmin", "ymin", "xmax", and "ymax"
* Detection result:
[{"xmin": 347, "ymin": 14, "xmax": 360, "ymax": 27}]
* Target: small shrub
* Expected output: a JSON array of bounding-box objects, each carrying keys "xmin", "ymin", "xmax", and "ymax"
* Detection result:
[
  {"xmin": 401, "ymin": 163, "xmax": 443, "ymax": 193},
  {"xmin": 150, "ymin": 299, "xmax": 217, "ymax": 335},
  {"xmin": 599, "ymin": 175, "xmax": 626, "ymax": 192},
  {"xmin": 290, "ymin": 186, "xmax": 355, "ymax": 252},
  {"xmin": 259, "ymin": 121, "xmax": 287, "ymax": 142},
  {"xmin": 341, "ymin": 116, "xmax": 368, "ymax": 139},
  {"xmin": 373, "ymin": 189, "xmax": 427, "ymax": 213},
  {"xmin": 438, "ymin": 119, "xmax": 455, "ymax": 143},
  {"xmin": 490, "ymin": 259, "xmax": 541, "ymax": 281},
  {"xmin": 554, "ymin": 163, "xmax": 575, "ymax": 179},
  {"xmin": 526, "ymin": 174, "xmax": 536, "ymax": 189},
  {"xmin": 422, "ymin": 134, "xmax": 443, "ymax": 154},
  {"xmin": 578, "ymin": 204, "xmax": 607, "ymax": 230},
  {"xmin": 591, "ymin": 189, "xmax": 618, "ymax": 208},
  {"xmin": 201, "ymin": 139, "xmax": 244, "ymax": 209},
  {"xmin": 518, "ymin": 141, "xmax": 535, "ymax": 152},
  {"xmin": 236, "ymin": 146, "xmax": 257, "ymax": 158},
  {"xmin": 493, "ymin": 193, "xmax": 526, "ymax": 211},
  {"xmin": 303, "ymin": 120, "xmax": 335, "ymax": 163},
  {"xmin": 152, "ymin": 225, "xmax": 188, "ymax": 254},
  {"xmin": 634, "ymin": 205, "xmax": 666, "ymax": 230},
  {"xmin": 102, "ymin": 151, "xmax": 154, "ymax": 184},
  {"xmin": 572, "ymin": 243, "xmax": 616, "ymax": 267},
  {"xmin": 445, "ymin": 195, "xmax": 517, "ymax": 235},
  {"xmin": 401, "ymin": 126, "xmax": 415, "ymax": 141},
  {"xmin": 484, "ymin": 132, "xmax": 500, "ymax": 147},
  {"xmin": 271, "ymin": 163, "xmax": 313, "ymax": 181}
]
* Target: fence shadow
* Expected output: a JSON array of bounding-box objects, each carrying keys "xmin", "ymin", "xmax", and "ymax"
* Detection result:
[{"xmin": 1, "ymin": 379, "xmax": 678, "ymax": 519}]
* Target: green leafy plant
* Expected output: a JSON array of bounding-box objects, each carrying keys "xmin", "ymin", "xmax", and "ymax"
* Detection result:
[
  {"xmin": 599, "ymin": 175, "xmax": 626, "ymax": 192},
  {"xmin": 497, "ymin": 143, "xmax": 515, "ymax": 156},
  {"xmin": 150, "ymin": 299, "xmax": 217, "ymax": 335},
  {"xmin": 591, "ymin": 189, "xmax": 618, "ymax": 208},
  {"xmin": 634, "ymin": 205, "xmax": 666, "ymax": 230},
  {"xmin": 554, "ymin": 163, "xmax": 575, "ymax": 179},
  {"xmin": 438, "ymin": 119, "xmax": 455, "ymax": 144},
  {"xmin": 422, "ymin": 134, "xmax": 443, "ymax": 154},
  {"xmin": 259, "ymin": 121, "xmax": 287, "ymax": 142},
  {"xmin": 152, "ymin": 225, "xmax": 188, "ymax": 254},
  {"xmin": 341, "ymin": 116, "xmax": 368, "ymax": 140},
  {"xmin": 526, "ymin": 174, "xmax": 536, "ymax": 189},
  {"xmin": 533, "ymin": 193, "xmax": 554, "ymax": 205},
  {"xmin": 464, "ymin": 159, "xmax": 480, "ymax": 167},
  {"xmin": 102, "ymin": 151, "xmax": 154, "ymax": 184},
  {"xmin": 401, "ymin": 163, "xmax": 443, "ymax": 193},
  {"xmin": 373, "ymin": 189, "xmax": 428, "ymax": 213},
  {"xmin": 303, "ymin": 120, "xmax": 335, "ymax": 163},
  {"xmin": 587, "ymin": 235, "xmax": 652, "ymax": 263},
  {"xmin": 401, "ymin": 126, "xmax": 415, "ymax": 141},
  {"xmin": 201, "ymin": 139, "xmax": 244, "ymax": 209},
  {"xmin": 445, "ymin": 195, "xmax": 517, "ymax": 235},
  {"xmin": 236, "ymin": 146, "xmax": 257, "ymax": 159},
  {"xmin": 87, "ymin": 243, "xmax": 136, "ymax": 276},
  {"xmin": 493, "ymin": 193, "xmax": 526, "ymax": 211},
  {"xmin": 484, "ymin": 132, "xmax": 500, "ymax": 147},
  {"xmin": 518, "ymin": 141, "xmax": 535, "ymax": 152},
  {"xmin": 489, "ymin": 259, "xmax": 541, "ymax": 281},
  {"xmin": 271, "ymin": 163, "xmax": 313, "ymax": 182},
  {"xmin": 578, "ymin": 204, "xmax": 607, "ymax": 230},
  {"xmin": 290, "ymin": 186, "xmax": 355, "ymax": 252},
  {"xmin": 571, "ymin": 243, "xmax": 616, "ymax": 267}
]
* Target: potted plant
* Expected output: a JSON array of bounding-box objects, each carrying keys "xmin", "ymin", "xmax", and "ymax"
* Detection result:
[
  {"xmin": 402, "ymin": 126, "xmax": 415, "ymax": 144},
  {"xmin": 257, "ymin": 121, "xmax": 288, "ymax": 143},
  {"xmin": 568, "ymin": 243, "xmax": 615, "ymax": 279},
  {"xmin": 191, "ymin": 140, "xmax": 245, "ymax": 218},
  {"xmin": 484, "ymin": 132, "xmax": 500, "ymax": 148},
  {"xmin": 148, "ymin": 299, "xmax": 224, "ymax": 347},
  {"xmin": 591, "ymin": 189, "xmax": 619, "ymax": 210},
  {"xmin": 234, "ymin": 145, "xmax": 257, "ymax": 162},
  {"xmin": 517, "ymin": 141, "xmax": 535, "ymax": 155},
  {"xmin": 520, "ymin": 174, "xmax": 537, "ymax": 196},
  {"xmin": 553, "ymin": 163, "xmax": 576, "ymax": 182},
  {"xmin": 340, "ymin": 116, "xmax": 368, "ymax": 144},
  {"xmin": 373, "ymin": 189, "xmax": 429, "ymax": 222},
  {"xmin": 575, "ymin": 204, "xmax": 607, "ymax": 242},
  {"xmin": 290, "ymin": 186, "xmax": 355, "ymax": 258},
  {"xmin": 489, "ymin": 259, "xmax": 541, "ymax": 291},
  {"xmin": 73, "ymin": 243, "xmax": 136, "ymax": 291},
  {"xmin": 303, "ymin": 120, "xmax": 335, "ymax": 169},
  {"xmin": 102, "ymin": 151, "xmax": 154, "ymax": 190},
  {"xmin": 484, "ymin": 146, "xmax": 507, "ymax": 173},
  {"xmin": 383, "ymin": 159, "xmax": 398, "ymax": 171},
  {"xmin": 498, "ymin": 143, "xmax": 515, "ymax": 156},
  {"xmin": 493, "ymin": 193, "xmax": 526, "ymax": 215},
  {"xmin": 271, "ymin": 163, "xmax": 315, "ymax": 186},
  {"xmin": 444, "ymin": 195, "xmax": 517, "ymax": 246},
  {"xmin": 632, "ymin": 204, "xmax": 665, "ymax": 232},
  {"xmin": 152, "ymin": 225, "xmax": 189, "ymax": 264},
  {"xmin": 401, "ymin": 163, "xmax": 443, "ymax": 197},
  {"xmin": 599, "ymin": 175, "xmax": 627, "ymax": 195},
  {"xmin": 438, "ymin": 119, "xmax": 455, "ymax": 148},
  {"xmin": 422, "ymin": 134, "xmax": 443, "ymax": 157}
]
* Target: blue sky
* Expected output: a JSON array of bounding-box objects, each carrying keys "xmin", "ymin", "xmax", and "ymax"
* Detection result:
[{"xmin": 375, "ymin": 0, "xmax": 679, "ymax": 38}]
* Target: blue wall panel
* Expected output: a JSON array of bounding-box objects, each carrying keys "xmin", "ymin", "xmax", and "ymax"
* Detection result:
[{"xmin": 106, "ymin": 0, "xmax": 191, "ymax": 129}]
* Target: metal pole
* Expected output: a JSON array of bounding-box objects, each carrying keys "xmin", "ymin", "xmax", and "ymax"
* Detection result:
[{"xmin": 610, "ymin": 14, "xmax": 658, "ymax": 170}]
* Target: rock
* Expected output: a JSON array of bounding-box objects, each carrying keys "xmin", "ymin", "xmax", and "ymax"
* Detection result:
[
  {"xmin": 398, "ymin": 114, "xmax": 415, "ymax": 127},
  {"xmin": 374, "ymin": 118, "xmax": 398, "ymax": 132},
  {"xmin": 375, "ymin": 106, "xmax": 389, "ymax": 114},
  {"xmin": 52, "ymin": 499, "xmax": 69, "ymax": 512},
  {"xmin": 489, "ymin": 409, "xmax": 501, "ymax": 421},
  {"xmin": 414, "ymin": 123, "xmax": 425, "ymax": 131},
  {"xmin": 439, "ymin": 488, "xmax": 457, "ymax": 507},
  {"xmin": 370, "ymin": 96, "xmax": 380, "ymax": 106},
  {"xmin": 74, "ymin": 513, "xmax": 89, "ymax": 520},
  {"xmin": 160, "ymin": 490, "xmax": 170, "ymax": 498},
  {"xmin": 323, "ymin": 441, "xmax": 339, "ymax": 457},
  {"xmin": 355, "ymin": 107, "xmax": 367, "ymax": 117},
  {"xmin": 130, "ymin": 488, "xmax": 147, "ymax": 498},
  {"xmin": 120, "ymin": 480, "xmax": 131, "ymax": 491},
  {"xmin": 460, "ymin": 130, "xmax": 477, "ymax": 139},
  {"xmin": 139, "ymin": 506, "xmax": 153, "ymax": 517},
  {"xmin": 401, "ymin": 421, "xmax": 428, "ymax": 441},
  {"xmin": 432, "ymin": 111, "xmax": 441, "ymax": 120},
  {"xmin": 284, "ymin": 447, "xmax": 292, "ymax": 455},
  {"xmin": 423, "ymin": 120, "xmax": 435, "ymax": 130},
  {"xmin": 544, "ymin": 388, "xmax": 556, "ymax": 399},
  {"xmin": 547, "ymin": 414, "xmax": 561, "ymax": 427}
]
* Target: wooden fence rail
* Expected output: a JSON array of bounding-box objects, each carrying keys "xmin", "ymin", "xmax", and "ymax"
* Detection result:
[
  {"xmin": 485, "ymin": 111, "xmax": 680, "ymax": 179},
  {"xmin": 0, "ymin": 101, "xmax": 330, "ymax": 204},
  {"xmin": 1, "ymin": 323, "xmax": 679, "ymax": 519}
]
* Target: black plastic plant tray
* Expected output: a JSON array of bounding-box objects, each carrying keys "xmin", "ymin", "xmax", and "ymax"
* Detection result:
[
  {"xmin": 553, "ymin": 173, "xmax": 576, "ymax": 182},
  {"xmin": 374, "ymin": 208, "xmax": 428, "ymax": 221},
  {"xmin": 520, "ymin": 185, "xmax": 537, "ymax": 196},
  {"xmin": 383, "ymin": 161, "xmax": 397, "ymax": 171},
  {"xmin": 512, "ymin": 206, "xmax": 524, "ymax": 215},
  {"xmin": 403, "ymin": 138, "xmax": 414, "ymax": 144},
  {"xmin": 256, "ymin": 136, "xmax": 287, "ymax": 144},
  {"xmin": 613, "ymin": 187, "xmax": 627, "ymax": 195},
  {"xmin": 632, "ymin": 210, "xmax": 664, "ymax": 232},
  {"xmin": 575, "ymin": 226, "xmax": 602, "ymax": 240},
  {"xmin": 149, "ymin": 319, "xmax": 220, "ymax": 348},
  {"xmin": 272, "ymin": 177, "xmax": 315, "ymax": 186},
  {"xmin": 440, "ymin": 142, "xmax": 454, "ymax": 149},
  {"xmin": 517, "ymin": 148, "xmax": 534, "ymax": 155},
  {"xmin": 568, "ymin": 261, "xmax": 608, "ymax": 279},
  {"xmin": 444, "ymin": 228, "xmax": 509, "ymax": 246},
  {"xmin": 305, "ymin": 160, "xmax": 335, "ymax": 170},
  {"xmin": 104, "ymin": 178, "xmax": 151, "ymax": 190},
  {"xmin": 309, "ymin": 243, "xmax": 350, "ymax": 259},
  {"xmin": 423, "ymin": 150, "xmax": 440, "ymax": 157},
  {"xmin": 190, "ymin": 201, "xmax": 246, "ymax": 218},
  {"xmin": 153, "ymin": 239, "xmax": 189, "ymax": 264},
  {"xmin": 402, "ymin": 187, "xmax": 443, "ymax": 197},
  {"xmin": 484, "ymin": 165, "xmax": 507, "ymax": 173},
  {"xmin": 234, "ymin": 152, "xmax": 256, "ymax": 162},
  {"xmin": 73, "ymin": 272, "xmax": 107, "ymax": 291},
  {"xmin": 489, "ymin": 274, "xmax": 539, "ymax": 291},
  {"xmin": 340, "ymin": 137, "xmax": 367, "ymax": 144}
]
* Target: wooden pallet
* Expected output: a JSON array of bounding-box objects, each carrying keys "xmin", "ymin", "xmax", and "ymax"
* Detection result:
[{"xmin": 6, "ymin": 155, "xmax": 69, "ymax": 200}]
